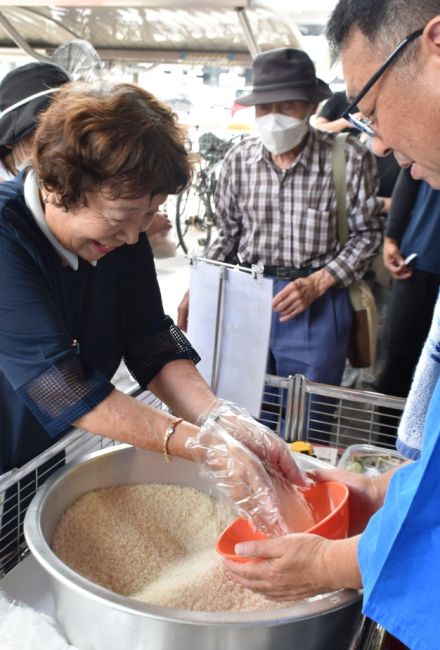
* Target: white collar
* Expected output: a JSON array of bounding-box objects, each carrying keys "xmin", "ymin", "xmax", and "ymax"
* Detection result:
[{"xmin": 24, "ymin": 169, "xmax": 96, "ymax": 270}]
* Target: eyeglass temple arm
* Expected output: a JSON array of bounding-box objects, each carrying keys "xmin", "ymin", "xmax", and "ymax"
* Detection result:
[{"xmin": 342, "ymin": 28, "xmax": 424, "ymax": 118}]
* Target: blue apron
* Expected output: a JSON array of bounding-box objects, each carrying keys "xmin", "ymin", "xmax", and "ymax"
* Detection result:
[{"xmin": 359, "ymin": 376, "xmax": 440, "ymax": 650}]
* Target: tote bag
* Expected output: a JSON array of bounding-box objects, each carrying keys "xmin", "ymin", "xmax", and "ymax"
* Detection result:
[{"xmin": 332, "ymin": 133, "xmax": 378, "ymax": 368}]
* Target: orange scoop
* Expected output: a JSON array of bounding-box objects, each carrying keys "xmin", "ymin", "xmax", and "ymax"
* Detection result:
[{"xmin": 216, "ymin": 480, "xmax": 349, "ymax": 563}]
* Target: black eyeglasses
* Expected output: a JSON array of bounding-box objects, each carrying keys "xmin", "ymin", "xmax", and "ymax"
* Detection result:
[{"xmin": 342, "ymin": 28, "xmax": 424, "ymax": 137}]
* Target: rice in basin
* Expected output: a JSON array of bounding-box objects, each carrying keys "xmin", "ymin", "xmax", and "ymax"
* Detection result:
[{"xmin": 52, "ymin": 483, "xmax": 297, "ymax": 612}]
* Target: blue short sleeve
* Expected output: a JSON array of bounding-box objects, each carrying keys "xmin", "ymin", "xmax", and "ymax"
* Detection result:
[{"xmin": 0, "ymin": 193, "xmax": 114, "ymax": 437}]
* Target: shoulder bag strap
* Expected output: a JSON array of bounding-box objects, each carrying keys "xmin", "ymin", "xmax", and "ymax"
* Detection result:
[
  {"xmin": 331, "ymin": 132, "xmax": 365, "ymax": 310},
  {"xmin": 331, "ymin": 132, "xmax": 349, "ymax": 245}
]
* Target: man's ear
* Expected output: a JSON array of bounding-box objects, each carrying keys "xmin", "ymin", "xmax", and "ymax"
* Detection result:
[{"xmin": 423, "ymin": 16, "xmax": 440, "ymax": 53}]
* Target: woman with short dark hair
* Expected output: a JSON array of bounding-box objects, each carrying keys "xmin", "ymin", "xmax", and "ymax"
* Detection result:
[{"xmin": 0, "ymin": 81, "xmax": 303, "ymax": 565}]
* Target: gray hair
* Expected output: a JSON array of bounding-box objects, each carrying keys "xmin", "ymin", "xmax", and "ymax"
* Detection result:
[{"xmin": 326, "ymin": 0, "xmax": 439, "ymax": 61}]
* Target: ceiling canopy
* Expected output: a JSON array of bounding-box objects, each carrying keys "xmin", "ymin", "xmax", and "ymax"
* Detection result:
[{"xmin": 0, "ymin": 1, "xmax": 334, "ymax": 66}]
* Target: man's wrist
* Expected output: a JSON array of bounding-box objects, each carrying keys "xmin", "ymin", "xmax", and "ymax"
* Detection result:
[
  {"xmin": 311, "ymin": 268, "xmax": 336, "ymax": 297},
  {"xmin": 384, "ymin": 236, "xmax": 398, "ymax": 245},
  {"xmin": 320, "ymin": 536, "xmax": 362, "ymax": 591}
]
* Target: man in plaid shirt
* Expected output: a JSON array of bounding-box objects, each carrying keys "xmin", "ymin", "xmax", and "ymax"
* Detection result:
[{"xmin": 179, "ymin": 47, "xmax": 383, "ymax": 387}]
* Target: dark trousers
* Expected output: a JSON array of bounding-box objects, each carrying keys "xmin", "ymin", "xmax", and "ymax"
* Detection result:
[
  {"xmin": 377, "ymin": 269, "xmax": 440, "ymax": 398},
  {"xmin": 376, "ymin": 269, "xmax": 440, "ymax": 446},
  {"xmin": 383, "ymin": 633, "xmax": 409, "ymax": 650}
]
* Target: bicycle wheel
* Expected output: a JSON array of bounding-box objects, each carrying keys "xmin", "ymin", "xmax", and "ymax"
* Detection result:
[{"xmin": 175, "ymin": 183, "xmax": 215, "ymax": 256}]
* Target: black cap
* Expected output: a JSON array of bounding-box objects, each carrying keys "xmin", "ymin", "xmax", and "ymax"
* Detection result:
[
  {"xmin": 0, "ymin": 61, "xmax": 71, "ymax": 152},
  {"xmin": 238, "ymin": 48, "xmax": 332, "ymax": 106}
]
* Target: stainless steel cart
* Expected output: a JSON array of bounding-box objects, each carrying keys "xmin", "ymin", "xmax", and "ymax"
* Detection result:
[
  {"xmin": 261, "ymin": 373, "xmax": 405, "ymax": 450},
  {"xmin": 0, "ymin": 377, "xmax": 406, "ymax": 650}
]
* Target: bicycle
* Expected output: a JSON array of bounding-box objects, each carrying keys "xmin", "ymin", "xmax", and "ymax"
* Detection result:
[{"xmin": 175, "ymin": 133, "xmax": 244, "ymax": 256}]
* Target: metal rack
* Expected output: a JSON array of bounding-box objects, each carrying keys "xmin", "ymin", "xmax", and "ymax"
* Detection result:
[
  {"xmin": 261, "ymin": 373, "xmax": 405, "ymax": 449},
  {"xmin": 0, "ymin": 389, "xmax": 161, "ymax": 577}
]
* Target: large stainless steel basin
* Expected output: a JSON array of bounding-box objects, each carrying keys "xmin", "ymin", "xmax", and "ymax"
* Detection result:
[{"xmin": 24, "ymin": 444, "xmax": 362, "ymax": 650}]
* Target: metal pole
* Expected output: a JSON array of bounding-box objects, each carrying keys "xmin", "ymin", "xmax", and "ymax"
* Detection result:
[
  {"xmin": 210, "ymin": 265, "xmax": 227, "ymax": 392},
  {"xmin": 0, "ymin": 11, "xmax": 49, "ymax": 60},
  {"xmin": 236, "ymin": 7, "xmax": 261, "ymax": 59},
  {"xmin": 294, "ymin": 374, "xmax": 307, "ymax": 441},
  {"xmin": 284, "ymin": 375, "xmax": 295, "ymax": 442}
]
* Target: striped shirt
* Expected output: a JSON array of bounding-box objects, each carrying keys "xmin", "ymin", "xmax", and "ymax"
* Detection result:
[{"xmin": 207, "ymin": 128, "xmax": 383, "ymax": 286}]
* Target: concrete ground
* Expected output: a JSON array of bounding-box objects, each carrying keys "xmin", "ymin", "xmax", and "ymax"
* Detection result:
[
  {"xmin": 112, "ymin": 244, "xmax": 190, "ymax": 392},
  {"xmin": 155, "ymin": 246, "xmax": 191, "ymax": 321}
]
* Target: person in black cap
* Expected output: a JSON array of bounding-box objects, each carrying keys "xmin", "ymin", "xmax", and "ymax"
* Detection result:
[
  {"xmin": 0, "ymin": 61, "xmax": 70, "ymax": 180},
  {"xmin": 178, "ymin": 47, "xmax": 383, "ymax": 396}
]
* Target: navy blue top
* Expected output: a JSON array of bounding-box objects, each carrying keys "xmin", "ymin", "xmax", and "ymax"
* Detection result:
[
  {"xmin": 0, "ymin": 175, "xmax": 199, "ymax": 473},
  {"xmin": 400, "ymin": 181, "xmax": 440, "ymax": 274}
]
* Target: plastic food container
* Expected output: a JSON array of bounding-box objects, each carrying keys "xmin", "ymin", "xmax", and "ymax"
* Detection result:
[{"xmin": 337, "ymin": 444, "xmax": 406, "ymax": 477}]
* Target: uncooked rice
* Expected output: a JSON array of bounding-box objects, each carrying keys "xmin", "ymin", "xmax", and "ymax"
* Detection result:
[{"xmin": 52, "ymin": 483, "xmax": 297, "ymax": 612}]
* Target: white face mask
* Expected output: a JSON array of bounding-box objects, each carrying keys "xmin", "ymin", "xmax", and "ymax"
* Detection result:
[{"xmin": 255, "ymin": 112, "xmax": 310, "ymax": 155}]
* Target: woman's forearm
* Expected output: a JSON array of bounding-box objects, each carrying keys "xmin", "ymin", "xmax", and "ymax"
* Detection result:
[
  {"xmin": 147, "ymin": 359, "xmax": 217, "ymax": 424},
  {"xmin": 74, "ymin": 386, "xmax": 199, "ymax": 460},
  {"xmin": 74, "ymin": 360, "xmax": 217, "ymax": 460}
]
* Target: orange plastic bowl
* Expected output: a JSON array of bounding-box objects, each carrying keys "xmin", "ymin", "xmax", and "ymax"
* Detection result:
[{"xmin": 216, "ymin": 480, "xmax": 349, "ymax": 562}]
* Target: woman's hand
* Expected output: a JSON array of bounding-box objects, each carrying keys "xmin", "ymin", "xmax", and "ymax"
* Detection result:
[
  {"xmin": 186, "ymin": 424, "xmax": 296, "ymax": 536},
  {"xmin": 199, "ymin": 399, "xmax": 307, "ymax": 487},
  {"xmin": 186, "ymin": 400, "xmax": 321, "ymax": 536},
  {"xmin": 224, "ymin": 534, "xmax": 361, "ymax": 601}
]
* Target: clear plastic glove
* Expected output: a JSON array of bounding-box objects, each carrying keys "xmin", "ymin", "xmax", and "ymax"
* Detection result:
[
  {"xmin": 198, "ymin": 399, "xmax": 308, "ymax": 487},
  {"xmin": 186, "ymin": 407, "xmax": 316, "ymax": 537}
]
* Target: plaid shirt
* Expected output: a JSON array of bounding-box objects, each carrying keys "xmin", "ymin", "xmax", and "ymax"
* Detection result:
[{"xmin": 207, "ymin": 129, "xmax": 383, "ymax": 286}]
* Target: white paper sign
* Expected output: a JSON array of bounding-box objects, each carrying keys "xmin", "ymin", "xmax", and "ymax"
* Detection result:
[
  {"xmin": 187, "ymin": 261, "xmax": 222, "ymax": 385},
  {"xmin": 187, "ymin": 261, "xmax": 273, "ymax": 416}
]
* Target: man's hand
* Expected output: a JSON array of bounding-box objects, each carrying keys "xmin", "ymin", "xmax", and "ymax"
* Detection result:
[
  {"xmin": 306, "ymin": 467, "xmax": 384, "ymax": 535},
  {"xmin": 177, "ymin": 290, "xmax": 189, "ymax": 331},
  {"xmin": 224, "ymin": 534, "xmax": 361, "ymax": 601},
  {"xmin": 383, "ymin": 237, "xmax": 413, "ymax": 279},
  {"xmin": 272, "ymin": 269, "xmax": 336, "ymax": 321}
]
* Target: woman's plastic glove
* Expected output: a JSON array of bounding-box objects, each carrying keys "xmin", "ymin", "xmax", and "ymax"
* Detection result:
[
  {"xmin": 186, "ymin": 407, "xmax": 316, "ymax": 537},
  {"xmin": 198, "ymin": 399, "xmax": 308, "ymax": 487}
]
